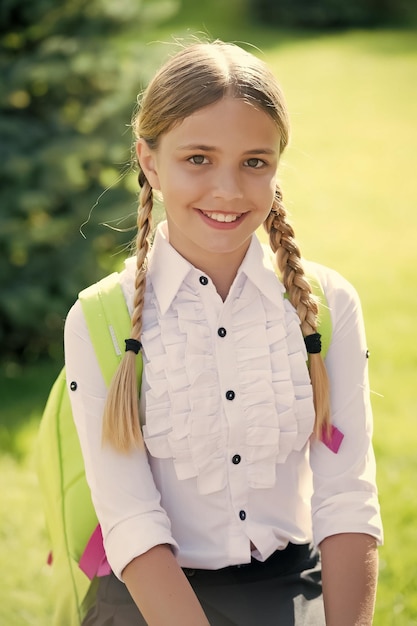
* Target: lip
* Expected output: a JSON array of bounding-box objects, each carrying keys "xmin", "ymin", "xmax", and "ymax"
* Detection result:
[{"xmin": 197, "ymin": 209, "xmax": 246, "ymax": 229}]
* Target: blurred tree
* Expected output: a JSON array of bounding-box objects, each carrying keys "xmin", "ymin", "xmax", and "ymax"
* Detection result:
[
  {"xmin": 248, "ymin": 0, "xmax": 416, "ymax": 28},
  {"xmin": 0, "ymin": 0, "xmax": 177, "ymax": 362}
]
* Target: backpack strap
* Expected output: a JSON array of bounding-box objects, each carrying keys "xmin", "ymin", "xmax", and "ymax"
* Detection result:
[
  {"xmin": 77, "ymin": 273, "xmax": 143, "ymax": 582},
  {"xmin": 79, "ymin": 272, "xmax": 143, "ymax": 387}
]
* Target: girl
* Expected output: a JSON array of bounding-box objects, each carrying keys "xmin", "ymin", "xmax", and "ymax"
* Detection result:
[{"xmin": 65, "ymin": 41, "xmax": 383, "ymax": 625}]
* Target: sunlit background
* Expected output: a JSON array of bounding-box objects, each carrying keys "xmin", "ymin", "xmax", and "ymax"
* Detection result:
[{"xmin": 1, "ymin": 0, "xmax": 416, "ymax": 623}]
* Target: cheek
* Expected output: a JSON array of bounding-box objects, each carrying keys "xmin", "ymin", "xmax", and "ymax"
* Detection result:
[
  {"xmin": 268, "ymin": 172, "xmax": 278, "ymax": 193},
  {"xmin": 162, "ymin": 169, "xmax": 207, "ymax": 202},
  {"xmin": 158, "ymin": 174, "xmax": 193, "ymax": 210},
  {"xmin": 256, "ymin": 174, "xmax": 277, "ymax": 208}
]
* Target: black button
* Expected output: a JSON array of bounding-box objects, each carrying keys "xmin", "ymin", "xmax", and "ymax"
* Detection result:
[
  {"xmin": 232, "ymin": 454, "xmax": 241, "ymax": 465},
  {"xmin": 199, "ymin": 276, "xmax": 208, "ymax": 285},
  {"xmin": 366, "ymin": 349, "xmax": 370, "ymax": 359},
  {"xmin": 225, "ymin": 390, "xmax": 235, "ymax": 401},
  {"xmin": 218, "ymin": 327, "xmax": 227, "ymax": 338},
  {"xmin": 70, "ymin": 381, "xmax": 77, "ymax": 391},
  {"xmin": 239, "ymin": 510, "xmax": 246, "ymax": 521}
]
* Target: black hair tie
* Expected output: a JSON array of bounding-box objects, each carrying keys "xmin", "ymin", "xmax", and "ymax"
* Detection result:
[
  {"xmin": 304, "ymin": 333, "xmax": 322, "ymax": 354},
  {"xmin": 125, "ymin": 338, "xmax": 142, "ymax": 354}
]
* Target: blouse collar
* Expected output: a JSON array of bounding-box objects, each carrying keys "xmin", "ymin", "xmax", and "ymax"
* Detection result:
[{"xmin": 142, "ymin": 221, "xmax": 285, "ymax": 315}]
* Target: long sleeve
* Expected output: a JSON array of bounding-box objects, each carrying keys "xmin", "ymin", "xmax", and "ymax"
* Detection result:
[{"xmin": 309, "ymin": 264, "xmax": 383, "ymax": 546}]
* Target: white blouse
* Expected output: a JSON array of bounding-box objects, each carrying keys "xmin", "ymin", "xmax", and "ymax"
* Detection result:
[{"xmin": 64, "ymin": 222, "xmax": 383, "ymax": 580}]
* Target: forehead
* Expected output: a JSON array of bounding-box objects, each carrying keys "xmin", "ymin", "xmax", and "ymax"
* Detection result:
[{"xmin": 160, "ymin": 97, "xmax": 281, "ymax": 152}]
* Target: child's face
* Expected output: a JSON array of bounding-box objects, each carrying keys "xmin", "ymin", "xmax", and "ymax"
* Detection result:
[{"xmin": 138, "ymin": 97, "xmax": 281, "ymax": 270}]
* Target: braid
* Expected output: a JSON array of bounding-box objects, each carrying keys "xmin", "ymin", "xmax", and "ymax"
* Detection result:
[
  {"xmin": 131, "ymin": 177, "xmax": 153, "ymax": 340},
  {"xmin": 264, "ymin": 185, "xmax": 331, "ymax": 438},
  {"xmin": 102, "ymin": 172, "xmax": 153, "ymax": 452}
]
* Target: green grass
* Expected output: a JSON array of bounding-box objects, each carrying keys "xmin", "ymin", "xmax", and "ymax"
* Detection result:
[
  {"xmin": 0, "ymin": 361, "xmax": 59, "ymax": 624},
  {"xmin": 1, "ymin": 22, "xmax": 417, "ymax": 625}
]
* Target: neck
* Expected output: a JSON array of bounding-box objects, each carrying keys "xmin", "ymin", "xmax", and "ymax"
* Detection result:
[
  {"xmin": 198, "ymin": 254, "xmax": 244, "ymax": 301},
  {"xmin": 163, "ymin": 221, "xmax": 252, "ymax": 301},
  {"xmin": 207, "ymin": 265, "xmax": 238, "ymax": 301},
  {"xmin": 191, "ymin": 247, "xmax": 249, "ymax": 301}
]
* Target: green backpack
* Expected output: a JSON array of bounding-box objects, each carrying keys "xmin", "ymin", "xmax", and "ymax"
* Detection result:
[
  {"xmin": 36, "ymin": 272, "xmax": 141, "ymax": 625},
  {"xmin": 36, "ymin": 265, "xmax": 333, "ymax": 626}
]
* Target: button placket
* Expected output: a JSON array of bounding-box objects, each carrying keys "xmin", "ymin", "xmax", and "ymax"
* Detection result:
[{"xmin": 215, "ymin": 301, "xmax": 248, "ymax": 536}]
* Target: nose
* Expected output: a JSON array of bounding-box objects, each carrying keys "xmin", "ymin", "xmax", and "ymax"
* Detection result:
[{"xmin": 212, "ymin": 167, "xmax": 244, "ymax": 201}]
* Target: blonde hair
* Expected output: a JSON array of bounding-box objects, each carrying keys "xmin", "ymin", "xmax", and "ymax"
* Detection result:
[{"xmin": 102, "ymin": 41, "xmax": 330, "ymax": 451}]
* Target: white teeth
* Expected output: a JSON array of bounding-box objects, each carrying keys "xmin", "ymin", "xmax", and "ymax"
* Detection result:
[{"xmin": 202, "ymin": 211, "xmax": 241, "ymax": 223}]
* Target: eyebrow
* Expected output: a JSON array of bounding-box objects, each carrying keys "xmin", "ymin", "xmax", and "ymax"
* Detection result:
[{"xmin": 176, "ymin": 144, "xmax": 278, "ymax": 155}]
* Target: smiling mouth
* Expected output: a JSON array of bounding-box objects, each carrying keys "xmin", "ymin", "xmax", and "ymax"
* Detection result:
[{"xmin": 201, "ymin": 210, "xmax": 243, "ymax": 223}]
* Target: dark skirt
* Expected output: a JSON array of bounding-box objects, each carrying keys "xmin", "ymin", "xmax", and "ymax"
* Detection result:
[{"xmin": 82, "ymin": 543, "xmax": 325, "ymax": 626}]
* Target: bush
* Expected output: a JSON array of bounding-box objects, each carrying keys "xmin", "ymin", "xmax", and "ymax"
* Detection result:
[
  {"xmin": 0, "ymin": 0, "xmax": 175, "ymax": 362},
  {"xmin": 248, "ymin": 0, "xmax": 416, "ymax": 28}
]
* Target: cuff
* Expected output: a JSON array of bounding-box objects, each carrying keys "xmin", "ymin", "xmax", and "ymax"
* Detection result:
[
  {"xmin": 312, "ymin": 491, "xmax": 384, "ymax": 548},
  {"xmin": 104, "ymin": 512, "xmax": 179, "ymax": 580}
]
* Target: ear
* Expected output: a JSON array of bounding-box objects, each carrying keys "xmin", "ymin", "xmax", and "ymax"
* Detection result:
[{"xmin": 136, "ymin": 139, "xmax": 161, "ymax": 191}]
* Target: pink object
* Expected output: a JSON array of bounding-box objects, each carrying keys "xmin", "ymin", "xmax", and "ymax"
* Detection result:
[
  {"xmin": 321, "ymin": 424, "xmax": 344, "ymax": 454},
  {"xmin": 79, "ymin": 524, "xmax": 111, "ymax": 580}
]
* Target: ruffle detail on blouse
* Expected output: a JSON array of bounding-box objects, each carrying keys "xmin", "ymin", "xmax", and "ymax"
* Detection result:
[
  {"xmin": 140, "ymin": 282, "xmax": 226, "ymax": 495},
  {"xmin": 137, "ymin": 265, "xmax": 315, "ymax": 495},
  {"xmin": 232, "ymin": 281, "xmax": 315, "ymax": 489}
]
